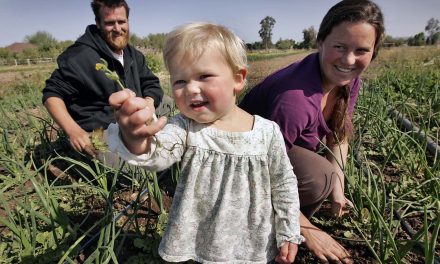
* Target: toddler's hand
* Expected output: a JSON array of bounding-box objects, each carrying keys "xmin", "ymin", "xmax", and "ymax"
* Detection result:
[
  {"xmin": 109, "ymin": 89, "xmax": 167, "ymax": 154},
  {"xmin": 275, "ymin": 242, "xmax": 298, "ymax": 264}
]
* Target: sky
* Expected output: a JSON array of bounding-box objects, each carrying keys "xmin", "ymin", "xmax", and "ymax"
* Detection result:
[{"xmin": 1, "ymin": 0, "xmax": 440, "ymax": 48}]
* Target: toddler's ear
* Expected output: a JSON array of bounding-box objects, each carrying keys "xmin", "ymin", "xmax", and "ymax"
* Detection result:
[
  {"xmin": 234, "ymin": 68, "xmax": 247, "ymax": 93},
  {"xmin": 236, "ymin": 68, "xmax": 247, "ymax": 81}
]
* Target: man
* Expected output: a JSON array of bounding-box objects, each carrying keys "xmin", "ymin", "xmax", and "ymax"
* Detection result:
[{"xmin": 42, "ymin": 0, "xmax": 165, "ymax": 157}]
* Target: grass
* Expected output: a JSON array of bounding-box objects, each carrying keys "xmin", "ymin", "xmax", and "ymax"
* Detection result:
[
  {"xmin": 0, "ymin": 63, "xmax": 56, "ymax": 74},
  {"xmin": 0, "ymin": 47, "xmax": 439, "ymax": 263},
  {"xmin": 346, "ymin": 46, "xmax": 440, "ymax": 263},
  {"xmin": 247, "ymin": 49, "xmax": 307, "ymax": 61}
]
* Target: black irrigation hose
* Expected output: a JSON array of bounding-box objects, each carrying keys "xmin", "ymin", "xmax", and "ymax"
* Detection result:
[
  {"xmin": 387, "ymin": 107, "xmax": 440, "ymax": 263},
  {"xmin": 354, "ymin": 150, "xmax": 439, "ymax": 264},
  {"xmin": 390, "ymin": 209, "xmax": 439, "ymax": 264},
  {"xmin": 387, "ymin": 107, "xmax": 440, "ymax": 158},
  {"xmin": 353, "ymin": 106, "xmax": 440, "ymax": 264}
]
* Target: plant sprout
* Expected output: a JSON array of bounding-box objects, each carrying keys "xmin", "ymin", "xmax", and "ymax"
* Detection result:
[
  {"xmin": 95, "ymin": 58, "xmax": 157, "ymax": 130},
  {"xmin": 95, "ymin": 58, "xmax": 125, "ymax": 90}
]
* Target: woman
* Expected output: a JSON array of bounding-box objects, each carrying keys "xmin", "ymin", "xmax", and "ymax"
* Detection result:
[{"xmin": 239, "ymin": 0, "xmax": 384, "ymax": 263}]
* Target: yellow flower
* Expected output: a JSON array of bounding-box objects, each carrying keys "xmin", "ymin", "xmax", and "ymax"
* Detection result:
[
  {"xmin": 95, "ymin": 63, "xmax": 104, "ymax": 71},
  {"xmin": 95, "ymin": 58, "xmax": 125, "ymax": 90}
]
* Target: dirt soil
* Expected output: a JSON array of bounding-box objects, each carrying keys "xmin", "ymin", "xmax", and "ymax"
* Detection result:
[
  {"xmin": 0, "ymin": 64, "xmax": 54, "ymax": 90},
  {"xmin": 247, "ymin": 52, "xmax": 311, "ymax": 86},
  {"xmin": 0, "ymin": 71, "xmax": 22, "ymax": 87}
]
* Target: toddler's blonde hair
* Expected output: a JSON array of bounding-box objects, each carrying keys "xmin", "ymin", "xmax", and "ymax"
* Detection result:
[{"xmin": 163, "ymin": 22, "xmax": 248, "ymax": 74}]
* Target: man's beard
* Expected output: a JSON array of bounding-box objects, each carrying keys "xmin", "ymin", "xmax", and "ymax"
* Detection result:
[{"xmin": 102, "ymin": 29, "xmax": 129, "ymax": 53}]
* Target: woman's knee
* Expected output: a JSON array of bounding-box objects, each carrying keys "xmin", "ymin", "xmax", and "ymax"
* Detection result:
[{"xmin": 288, "ymin": 145, "xmax": 338, "ymax": 206}]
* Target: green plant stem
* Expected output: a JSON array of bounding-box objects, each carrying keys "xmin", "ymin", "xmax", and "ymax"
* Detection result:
[{"xmin": 116, "ymin": 79, "xmax": 124, "ymax": 90}]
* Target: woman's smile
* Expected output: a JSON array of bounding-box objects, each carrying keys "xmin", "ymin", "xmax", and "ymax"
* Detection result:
[{"xmin": 334, "ymin": 65, "xmax": 355, "ymax": 73}]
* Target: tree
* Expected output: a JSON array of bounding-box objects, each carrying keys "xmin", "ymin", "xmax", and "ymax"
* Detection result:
[
  {"xmin": 432, "ymin": 32, "xmax": 440, "ymax": 45},
  {"xmin": 275, "ymin": 38, "xmax": 295, "ymax": 50},
  {"xmin": 408, "ymin": 32, "xmax": 425, "ymax": 46},
  {"xmin": 383, "ymin": 35, "xmax": 407, "ymax": 47},
  {"xmin": 301, "ymin": 26, "xmax": 317, "ymax": 49},
  {"xmin": 146, "ymin": 33, "xmax": 167, "ymax": 51},
  {"xmin": 0, "ymin": 47, "xmax": 13, "ymax": 63},
  {"xmin": 17, "ymin": 47, "xmax": 39, "ymax": 60},
  {"xmin": 57, "ymin": 40, "xmax": 74, "ymax": 50},
  {"xmin": 0, "ymin": 47, "xmax": 12, "ymax": 59},
  {"xmin": 25, "ymin": 31, "xmax": 58, "ymax": 50},
  {"xmin": 259, "ymin": 16, "xmax": 276, "ymax": 49},
  {"xmin": 246, "ymin": 41, "xmax": 263, "ymax": 51},
  {"xmin": 425, "ymin": 18, "xmax": 440, "ymax": 45},
  {"xmin": 130, "ymin": 33, "xmax": 143, "ymax": 47}
]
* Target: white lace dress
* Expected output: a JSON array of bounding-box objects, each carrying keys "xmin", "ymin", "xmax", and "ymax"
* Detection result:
[{"xmin": 106, "ymin": 114, "xmax": 304, "ymax": 263}]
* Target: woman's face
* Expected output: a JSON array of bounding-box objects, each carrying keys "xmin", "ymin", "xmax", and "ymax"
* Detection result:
[{"xmin": 318, "ymin": 21, "xmax": 376, "ymax": 91}]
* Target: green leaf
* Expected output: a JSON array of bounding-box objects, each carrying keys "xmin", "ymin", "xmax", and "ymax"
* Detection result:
[
  {"xmin": 36, "ymin": 232, "xmax": 48, "ymax": 244},
  {"xmin": 343, "ymin": 231, "xmax": 353, "ymax": 238},
  {"xmin": 360, "ymin": 207, "xmax": 370, "ymax": 223}
]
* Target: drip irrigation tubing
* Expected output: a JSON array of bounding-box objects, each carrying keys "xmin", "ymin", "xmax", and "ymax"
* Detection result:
[
  {"xmin": 354, "ymin": 150, "xmax": 439, "ymax": 264},
  {"xmin": 352, "ymin": 106, "xmax": 440, "ymax": 263},
  {"xmin": 387, "ymin": 107, "xmax": 440, "ymax": 158}
]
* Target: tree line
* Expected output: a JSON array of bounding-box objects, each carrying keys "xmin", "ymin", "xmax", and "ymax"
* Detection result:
[
  {"xmin": 1, "ymin": 16, "xmax": 439, "ymax": 64},
  {"xmin": 253, "ymin": 16, "xmax": 440, "ymax": 50},
  {"xmin": 0, "ymin": 31, "xmax": 168, "ymax": 65}
]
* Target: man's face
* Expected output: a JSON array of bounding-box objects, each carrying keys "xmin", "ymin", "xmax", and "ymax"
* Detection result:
[{"xmin": 96, "ymin": 5, "xmax": 129, "ymax": 54}]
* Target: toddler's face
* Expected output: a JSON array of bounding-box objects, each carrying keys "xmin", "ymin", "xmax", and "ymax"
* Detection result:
[{"xmin": 169, "ymin": 48, "xmax": 245, "ymax": 126}]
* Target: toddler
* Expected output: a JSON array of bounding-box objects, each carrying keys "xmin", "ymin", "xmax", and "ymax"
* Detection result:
[{"xmin": 106, "ymin": 22, "xmax": 304, "ymax": 263}]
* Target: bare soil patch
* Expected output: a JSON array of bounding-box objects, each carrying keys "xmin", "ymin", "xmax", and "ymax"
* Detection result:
[
  {"xmin": 0, "ymin": 64, "xmax": 55, "ymax": 90},
  {"xmin": 248, "ymin": 52, "xmax": 312, "ymax": 87}
]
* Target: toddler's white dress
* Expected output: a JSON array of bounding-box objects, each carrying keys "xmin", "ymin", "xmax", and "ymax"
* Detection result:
[{"xmin": 106, "ymin": 114, "xmax": 304, "ymax": 263}]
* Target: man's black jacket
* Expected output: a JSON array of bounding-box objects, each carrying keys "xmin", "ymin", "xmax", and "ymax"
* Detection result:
[{"xmin": 42, "ymin": 24, "xmax": 163, "ymax": 131}]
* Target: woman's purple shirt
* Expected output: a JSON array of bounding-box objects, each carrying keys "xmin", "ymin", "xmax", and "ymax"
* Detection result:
[{"xmin": 239, "ymin": 52, "xmax": 361, "ymax": 152}]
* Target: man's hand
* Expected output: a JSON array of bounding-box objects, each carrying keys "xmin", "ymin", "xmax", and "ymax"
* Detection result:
[
  {"xmin": 66, "ymin": 125, "xmax": 97, "ymax": 158},
  {"xmin": 109, "ymin": 89, "xmax": 166, "ymax": 154},
  {"xmin": 44, "ymin": 97, "xmax": 97, "ymax": 157},
  {"xmin": 275, "ymin": 242, "xmax": 298, "ymax": 264}
]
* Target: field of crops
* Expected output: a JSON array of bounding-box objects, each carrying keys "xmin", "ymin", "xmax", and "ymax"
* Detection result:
[{"xmin": 0, "ymin": 46, "xmax": 438, "ymax": 263}]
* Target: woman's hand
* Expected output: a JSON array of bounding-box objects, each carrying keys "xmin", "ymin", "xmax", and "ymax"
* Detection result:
[
  {"xmin": 326, "ymin": 140, "xmax": 353, "ymax": 217},
  {"xmin": 330, "ymin": 182, "xmax": 354, "ymax": 217},
  {"xmin": 303, "ymin": 226, "xmax": 353, "ymax": 264},
  {"xmin": 275, "ymin": 242, "xmax": 298, "ymax": 264},
  {"xmin": 109, "ymin": 89, "xmax": 167, "ymax": 154},
  {"xmin": 300, "ymin": 214, "xmax": 353, "ymax": 263}
]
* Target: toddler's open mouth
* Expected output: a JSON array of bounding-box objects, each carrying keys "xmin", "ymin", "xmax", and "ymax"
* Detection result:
[{"xmin": 190, "ymin": 101, "xmax": 208, "ymax": 108}]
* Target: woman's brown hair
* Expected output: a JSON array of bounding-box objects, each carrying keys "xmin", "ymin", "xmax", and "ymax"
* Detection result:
[{"xmin": 318, "ymin": 0, "xmax": 384, "ymax": 143}]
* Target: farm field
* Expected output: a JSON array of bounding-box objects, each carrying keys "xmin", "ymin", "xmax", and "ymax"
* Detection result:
[{"xmin": 0, "ymin": 47, "xmax": 439, "ymax": 263}]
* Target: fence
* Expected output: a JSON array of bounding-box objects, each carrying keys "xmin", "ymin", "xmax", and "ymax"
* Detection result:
[{"xmin": 0, "ymin": 57, "xmax": 54, "ymax": 66}]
